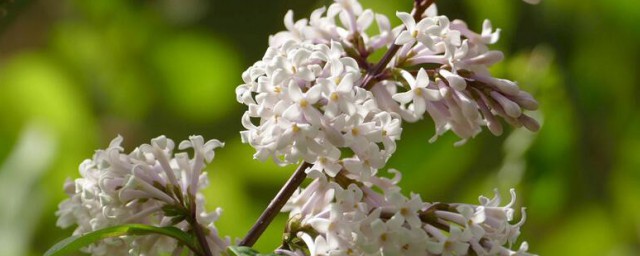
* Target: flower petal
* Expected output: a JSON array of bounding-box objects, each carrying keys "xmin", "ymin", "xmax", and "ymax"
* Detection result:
[
  {"xmin": 392, "ymin": 91, "xmax": 414, "ymax": 104},
  {"xmin": 396, "ymin": 12, "xmax": 415, "ymax": 31},
  {"xmin": 394, "ymin": 31, "xmax": 415, "ymax": 45}
]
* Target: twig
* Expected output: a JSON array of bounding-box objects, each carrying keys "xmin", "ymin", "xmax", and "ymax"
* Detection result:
[
  {"xmin": 189, "ymin": 195, "xmax": 213, "ymax": 256},
  {"xmin": 239, "ymin": 161, "xmax": 313, "ymax": 247}
]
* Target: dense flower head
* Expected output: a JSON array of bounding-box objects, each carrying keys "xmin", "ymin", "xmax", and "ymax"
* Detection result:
[
  {"xmin": 56, "ymin": 135, "xmax": 228, "ymax": 256},
  {"xmin": 237, "ymin": 1, "xmax": 541, "ymax": 252},
  {"xmin": 238, "ymin": 0, "xmax": 540, "ymax": 160},
  {"xmin": 280, "ymin": 170, "xmax": 534, "ymax": 256},
  {"xmin": 237, "ymin": 40, "xmax": 402, "ymax": 179}
]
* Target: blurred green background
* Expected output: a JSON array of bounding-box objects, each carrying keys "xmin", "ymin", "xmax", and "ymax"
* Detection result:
[{"xmin": 0, "ymin": 0, "xmax": 639, "ymax": 255}]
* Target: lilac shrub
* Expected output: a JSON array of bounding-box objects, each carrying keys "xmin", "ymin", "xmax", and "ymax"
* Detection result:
[{"xmin": 52, "ymin": 0, "xmax": 541, "ymax": 255}]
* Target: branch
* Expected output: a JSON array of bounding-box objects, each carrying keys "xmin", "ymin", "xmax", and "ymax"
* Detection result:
[
  {"xmin": 187, "ymin": 194, "xmax": 213, "ymax": 256},
  {"xmin": 239, "ymin": 161, "xmax": 313, "ymax": 247}
]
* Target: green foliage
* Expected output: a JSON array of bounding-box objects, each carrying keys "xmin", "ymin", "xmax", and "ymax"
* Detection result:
[
  {"xmin": 227, "ymin": 246, "xmax": 277, "ymax": 256},
  {"xmin": 44, "ymin": 224, "xmax": 199, "ymax": 256}
]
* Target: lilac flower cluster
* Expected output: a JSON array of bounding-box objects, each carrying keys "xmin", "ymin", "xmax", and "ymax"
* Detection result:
[
  {"xmin": 236, "ymin": 0, "xmax": 539, "ymax": 255},
  {"xmin": 237, "ymin": 1, "xmax": 540, "ymax": 178},
  {"xmin": 237, "ymin": 40, "xmax": 402, "ymax": 181},
  {"xmin": 280, "ymin": 171, "xmax": 532, "ymax": 255},
  {"xmin": 56, "ymin": 136, "xmax": 228, "ymax": 255}
]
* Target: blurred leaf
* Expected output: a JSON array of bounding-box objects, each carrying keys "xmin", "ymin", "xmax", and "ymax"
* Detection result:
[
  {"xmin": 0, "ymin": 53, "xmax": 94, "ymax": 134},
  {"xmin": 205, "ymin": 141, "xmax": 293, "ymax": 252},
  {"xmin": 228, "ymin": 246, "xmax": 276, "ymax": 256},
  {"xmin": 151, "ymin": 33, "xmax": 241, "ymax": 122},
  {"xmin": 52, "ymin": 20, "xmax": 154, "ymax": 120},
  {"xmin": 528, "ymin": 173, "xmax": 565, "ymax": 221},
  {"xmin": 537, "ymin": 207, "xmax": 617, "ymax": 256},
  {"xmin": 0, "ymin": 52, "xmax": 99, "ymax": 254},
  {"xmin": 387, "ymin": 121, "xmax": 478, "ymax": 201},
  {"xmin": 610, "ymin": 118, "xmax": 640, "ymax": 251},
  {"xmin": 598, "ymin": 0, "xmax": 640, "ymax": 40},
  {"xmin": 0, "ymin": 123, "xmax": 57, "ymax": 256},
  {"xmin": 45, "ymin": 224, "xmax": 199, "ymax": 256}
]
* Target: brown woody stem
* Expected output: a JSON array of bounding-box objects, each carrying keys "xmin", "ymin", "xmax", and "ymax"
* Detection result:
[{"xmin": 239, "ymin": 162, "xmax": 313, "ymax": 247}]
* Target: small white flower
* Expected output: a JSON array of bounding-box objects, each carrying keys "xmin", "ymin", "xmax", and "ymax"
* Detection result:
[
  {"xmin": 392, "ymin": 68, "xmax": 441, "ymax": 117},
  {"xmin": 394, "ymin": 12, "xmax": 439, "ymax": 47}
]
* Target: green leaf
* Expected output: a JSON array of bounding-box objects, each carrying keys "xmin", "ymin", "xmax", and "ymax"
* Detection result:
[
  {"xmin": 45, "ymin": 224, "xmax": 201, "ymax": 256},
  {"xmin": 227, "ymin": 246, "xmax": 277, "ymax": 256}
]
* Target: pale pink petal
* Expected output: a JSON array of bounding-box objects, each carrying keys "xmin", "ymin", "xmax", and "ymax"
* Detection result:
[
  {"xmin": 413, "ymin": 96, "xmax": 427, "ymax": 116},
  {"xmin": 392, "ymin": 91, "xmax": 414, "ymax": 104},
  {"xmin": 394, "ymin": 31, "xmax": 415, "ymax": 45},
  {"xmin": 416, "ymin": 68, "xmax": 430, "ymax": 88},
  {"xmin": 396, "ymin": 12, "xmax": 415, "ymax": 31}
]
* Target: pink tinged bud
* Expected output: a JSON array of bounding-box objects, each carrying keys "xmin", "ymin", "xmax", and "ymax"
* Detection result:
[
  {"xmin": 454, "ymin": 90, "xmax": 480, "ymax": 121},
  {"xmin": 490, "ymin": 91, "xmax": 521, "ymax": 118},
  {"xmin": 465, "ymin": 50, "xmax": 504, "ymax": 66},
  {"xmin": 477, "ymin": 98, "xmax": 503, "ymax": 136},
  {"xmin": 493, "ymin": 78, "xmax": 521, "ymax": 96},
  {"xmin": 439, "ymin": 69, "xmax": 467, "ymax": 91},
  {"xmin": 436, "ymin": 79, "xmax": 450, "ymax": 97},
  {"xmin": 513, "ymin": 91, "xmax": 539, "ymax": 110},
  {"xmin": 518, "ymin": 114, "xmax": 540, "ymax": 132}
]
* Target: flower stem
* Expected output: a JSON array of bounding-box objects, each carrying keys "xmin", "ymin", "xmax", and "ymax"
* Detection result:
[
  {"xmin": 361, "ymin": 0, "xmax": 436, "ymax": 90},
  {"xmin": 192, "ymin": 219, "xmax": 213, "ymax": 256},
  {"xmin": 239, "ymin": 161, "xmax": 313, "ymax": 247},
  {"xmin": 188, "ymin": 196, "xmax": 213, "ymax": 256}
]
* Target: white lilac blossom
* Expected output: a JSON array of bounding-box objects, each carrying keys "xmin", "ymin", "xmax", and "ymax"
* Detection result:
[
  {"xmin": 233, "ymin": 0, "xmax": 541, "ymax": 254},
  {"xmin": 55, "ymin": 135, "xmax": 229, "ymax": 256},
  {"xmin": 237, "ymin": 40, "xmax": 402, "ymax": 179},
  {"xmin": 242, "ymin": 1, "xmax": 539, "ymax": 156},
  {"xmin": 281, "ymin": 171, "xmax": 534, "ymax": 256}
]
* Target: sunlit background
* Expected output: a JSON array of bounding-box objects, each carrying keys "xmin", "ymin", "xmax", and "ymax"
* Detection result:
[{"xmin": 0, "ymin": 0, "xmax": 639, "ymax": 255}]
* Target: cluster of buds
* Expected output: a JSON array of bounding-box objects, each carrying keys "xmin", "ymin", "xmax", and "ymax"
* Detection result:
[
  {"xmin": 56, "ymin": 136, "xmax": 229, "ymax": 255},
  {"xmin": 389, "ymin": 14, "xmax": 540, "ymax": 145}
]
